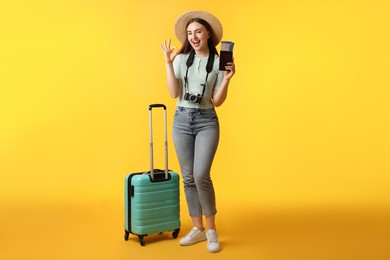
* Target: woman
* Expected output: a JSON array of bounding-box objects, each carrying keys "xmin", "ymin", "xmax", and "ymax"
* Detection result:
[{"xmin": 160, "ymin": 10, "xmax": 235, "ymax": 253}]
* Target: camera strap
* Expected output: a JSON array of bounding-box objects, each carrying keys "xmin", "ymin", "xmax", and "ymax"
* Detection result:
[{"xmin": 184, "ymin": 50, "xmax": 215, "ymax": 97}]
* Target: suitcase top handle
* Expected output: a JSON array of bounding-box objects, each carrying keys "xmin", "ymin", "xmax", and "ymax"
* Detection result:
[{"xmin": 149, "ymin": 104, "xmax": 166, "ymax": 110}]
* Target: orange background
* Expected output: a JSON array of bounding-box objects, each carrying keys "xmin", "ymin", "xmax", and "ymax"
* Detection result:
[{"xmin": 1, "ymin": 0, "xmax": 389, "ymax": 259}]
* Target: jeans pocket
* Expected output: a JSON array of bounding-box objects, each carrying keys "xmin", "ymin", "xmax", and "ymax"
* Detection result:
[
  {"xmin": 198, "ymin": 111, "xmax": 218, "ymax": 122},
  {"xmin": 174, "ymin": 110, "xmax": 187, "ymax": 123}
]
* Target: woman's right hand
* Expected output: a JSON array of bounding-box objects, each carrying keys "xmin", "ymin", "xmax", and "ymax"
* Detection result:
[{"xmin": 160, "ymin": 39, "xmax": 178, "ymax": 64}]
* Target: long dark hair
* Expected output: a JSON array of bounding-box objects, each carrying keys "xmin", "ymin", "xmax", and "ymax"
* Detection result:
[{"xmin": 179, "ymin": 18, "xmax": 219, "ymax": 56}]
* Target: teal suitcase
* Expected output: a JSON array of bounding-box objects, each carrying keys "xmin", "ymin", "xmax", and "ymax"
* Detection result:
[{"xmin": 124, "ymin": 104, "xmax": 180, "ymax": 246}]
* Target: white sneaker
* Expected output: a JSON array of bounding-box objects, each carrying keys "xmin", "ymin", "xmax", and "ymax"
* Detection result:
[
  {"xmin": 180, "ymin": 227, "xmax": 207, "ymax": 246},
  {"xmin": 206, "ymin": 229, "xmax": 221, "ymax": 253}
]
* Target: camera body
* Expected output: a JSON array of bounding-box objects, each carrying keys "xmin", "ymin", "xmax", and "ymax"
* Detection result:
[{"xmin": 184, "ymin": 92, "xmax": 202, "ymax": 104}]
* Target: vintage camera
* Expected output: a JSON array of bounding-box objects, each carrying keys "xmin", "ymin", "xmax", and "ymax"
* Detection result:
[{"xmin": 184, "ymin": 92, "xmax": 202, "ymax": 104}]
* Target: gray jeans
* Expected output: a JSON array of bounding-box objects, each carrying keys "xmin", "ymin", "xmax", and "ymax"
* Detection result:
[{"xmin": 172, "ymin": 107, "xmax": 219, "ymax": 217}]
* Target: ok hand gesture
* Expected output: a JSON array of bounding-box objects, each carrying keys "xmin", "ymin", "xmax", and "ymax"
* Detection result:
[{"xmin": 160, "ymin": 39, "xmax": 179, "ymax": 64}]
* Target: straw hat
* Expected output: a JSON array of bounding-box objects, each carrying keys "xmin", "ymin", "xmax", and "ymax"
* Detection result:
[{"xmin": 174, "ymin": 10, "xmax": 223, "ymax": 46}]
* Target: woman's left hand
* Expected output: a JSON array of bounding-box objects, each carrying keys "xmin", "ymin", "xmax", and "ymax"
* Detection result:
[{"xmin": 224, "ymin": 61, "xmax": 236, "ymax": 80}]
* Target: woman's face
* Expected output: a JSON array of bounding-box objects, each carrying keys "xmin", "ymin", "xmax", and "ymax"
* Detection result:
[{"xmin": 186, "ymin": 22, "xmax": 210, "ymax": 53}]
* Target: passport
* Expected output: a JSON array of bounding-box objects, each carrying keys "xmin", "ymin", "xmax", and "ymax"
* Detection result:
[{"xmin": 219, "ymin": 41, "xmax": 235, "ymax": 71}]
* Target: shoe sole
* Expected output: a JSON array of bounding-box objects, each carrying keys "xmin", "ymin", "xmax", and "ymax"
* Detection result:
[
  {"xmin": 180, "ymin": 236, "xmax": 207, "ymax": 246},
  {"xmin": 207, "ymin": 246, "xmax": 221, "ymax": 253}
]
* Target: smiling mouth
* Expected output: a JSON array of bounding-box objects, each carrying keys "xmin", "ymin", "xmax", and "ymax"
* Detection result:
[{"xmin": 191, "ymin": 40, "xmax": 201, "ymax": 47}]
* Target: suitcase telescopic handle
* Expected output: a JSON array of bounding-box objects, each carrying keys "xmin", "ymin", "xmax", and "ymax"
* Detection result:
[
  {"xmin": 148, "ymin": 104, "xmax": 168, "ymax": 181},
  {"xmin": 149, "ymin": 104, "xmax": 166, "ymax": 110}
]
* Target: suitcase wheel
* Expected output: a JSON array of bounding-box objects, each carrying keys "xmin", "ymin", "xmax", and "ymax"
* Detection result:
[
  {"xmin": 124, "ymin": 230, "xmax": 129, "ymax": 241},
  {"xmin": 137, "ymin": 235, "xmax": 145, "ymax": 246},
  {"xmin": 172, "ymin": 228, "xmax": 180, "ymax": 239}
]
